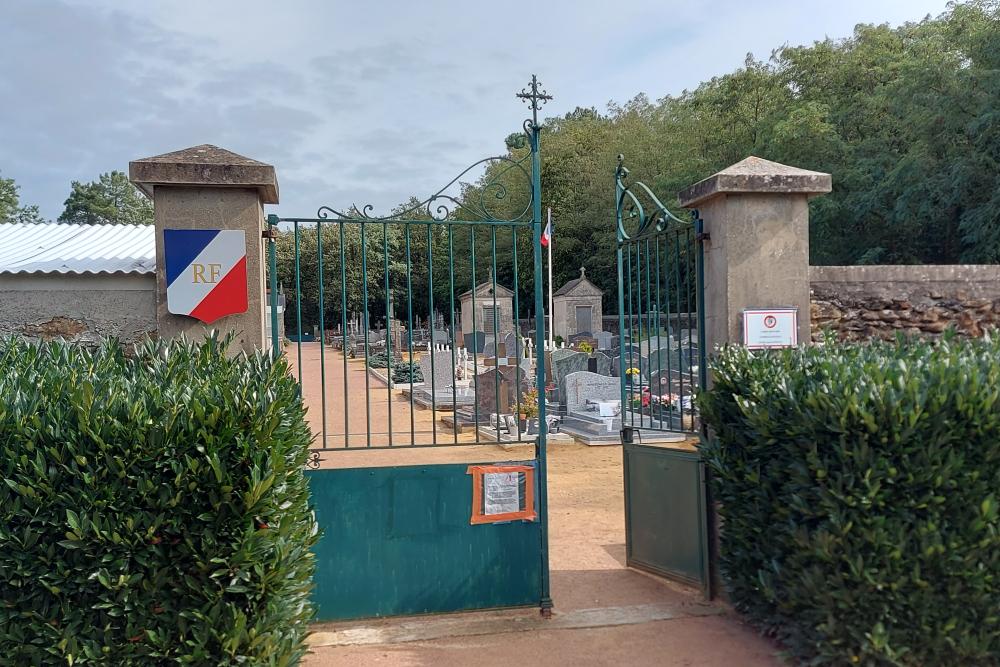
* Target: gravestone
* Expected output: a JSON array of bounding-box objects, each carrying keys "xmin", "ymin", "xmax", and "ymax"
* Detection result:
[
  {"xmin": 587, "ymin": 351, "xmax": 612, "ymax": 376},
  {"xmin": 643, "ymin": 347, "xmax": 676, "ymax": 377},
  {"xmin": 594, "ymin": 331, "xmax": 613, "ymax": 351},
  {"xmin": 464, "ymin": 330, "xmax": 486, "ymax": 353},
  {"xmin": 483, "ymin": 340, "xmax": 496, "ymax": 358},
  {"xmin": 475, "ymin": 366, "xmax": 528, "ymax": 416},
  {"xmin": 640, "ymin": 336, "xmax": 674, "ymax": 355},
  {"xmin": 419, "ymin": 352, "xmax": 455, "ymax": 390},
  {"xmin": 432, "ymin": 329, "xmax": 450, "ymax": 344},
  {"xmin": 550, "ymin": 350, "xmax": 590, "ymax": 407},
  {"xmin": 503, "ymin": 332, "xmax": 522, "ymax": 359},
  {"xmin": 564, "ymin": 371, "xmax": 620, "ymax": 415}
]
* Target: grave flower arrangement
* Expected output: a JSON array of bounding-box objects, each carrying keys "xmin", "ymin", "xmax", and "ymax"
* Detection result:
[{"xmin": 624, "ymin": 366, "xmax": 640, "ymax": 385}]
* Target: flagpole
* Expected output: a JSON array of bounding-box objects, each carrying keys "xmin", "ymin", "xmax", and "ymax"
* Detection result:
[{"xmin": 547, "ymin": 207, "xmax": 554, "ymax": 346}]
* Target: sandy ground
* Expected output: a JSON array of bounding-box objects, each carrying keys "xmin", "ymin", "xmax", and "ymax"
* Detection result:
[{"xmin": 289, "ymin": 344, "xmax": 782, "ymax": 666}]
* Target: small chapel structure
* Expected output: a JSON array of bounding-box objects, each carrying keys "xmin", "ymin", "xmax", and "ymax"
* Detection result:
[
  {"xmin": 553, "ymin": 267, "xmax": 603, "ymax": 337},
  {"xmin": 458, "ymin": 269, "xmax": 515, "ymax": 340}
]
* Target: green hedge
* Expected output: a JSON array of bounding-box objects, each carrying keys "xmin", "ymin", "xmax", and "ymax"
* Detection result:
[
  {"xmin": 699, "ymin": 337, "xmax": 1000, "ymax": 666},
  {"xmin": 0, "ymin": 337, "xmax": 318, "ymax": 665}
]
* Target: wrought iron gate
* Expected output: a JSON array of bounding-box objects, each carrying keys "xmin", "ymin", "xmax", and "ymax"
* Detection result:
[
  {"xmin": 615, "ymin": 156, "xmax": 712, "ymax": 596},
  {"xmin": 265, "ymin": 77, "xmax": 553, "ymax": 620}
]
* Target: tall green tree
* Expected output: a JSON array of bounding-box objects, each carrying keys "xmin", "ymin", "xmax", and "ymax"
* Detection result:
[
  {"xmin": 0, "ymin": 171, "xmax": 45, "ymax": 223},
  {"xmin": 58, "ymin": 171, "xmax": 153, "ymax": 225}
]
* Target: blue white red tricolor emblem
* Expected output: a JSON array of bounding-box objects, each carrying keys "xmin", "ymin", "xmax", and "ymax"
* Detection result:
[{"xmin": 164, "ymin": 229, "xmax": 248, "ymax": 324}]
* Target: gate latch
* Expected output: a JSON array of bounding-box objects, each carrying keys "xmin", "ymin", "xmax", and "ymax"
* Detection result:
[
  {"xmin": 695, "ymin": 232, "xmax": 711, "ymax": 243},
  {"xmin": 262, "ymin": 228, "xmax": 279, "ymax": 240}
]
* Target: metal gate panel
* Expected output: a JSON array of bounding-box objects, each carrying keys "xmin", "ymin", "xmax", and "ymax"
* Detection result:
[
  {"xmin": 615, "ymin": 156, "xmax": 712, "ymax": 595},
  {"xmin": 308, "ymin": 463, "xmax": 542, "ymax": 621},
  {"xmin": 622, "ymin": 444, "xmax": 709, "ymax": 593},
  {"xmin": 265, "ymin": 76, "xmax": 555, "ymax": 619}
]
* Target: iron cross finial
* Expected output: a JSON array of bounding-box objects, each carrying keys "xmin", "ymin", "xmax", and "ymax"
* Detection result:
[{"xmin": 517, "ymin": 74, "xmax": 553, "ymax": 128}]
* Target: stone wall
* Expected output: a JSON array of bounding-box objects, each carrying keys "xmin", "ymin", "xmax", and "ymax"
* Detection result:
[
  {"xmin": 0, "ymin": 274, "xmax": 156, "ymax": 345},
  {"xmin": 810, "ymin": 265, "xmax": 1000, "ymax": 341}
]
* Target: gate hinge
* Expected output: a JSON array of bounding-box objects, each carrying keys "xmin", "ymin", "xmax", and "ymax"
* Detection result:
[
  {"xmin": 695, "ymin": 232, "xmax": 711, "ymax": 243},
  {"xmin": 262, "ymin": 228, "xmax": 279, "ymax": 240}
]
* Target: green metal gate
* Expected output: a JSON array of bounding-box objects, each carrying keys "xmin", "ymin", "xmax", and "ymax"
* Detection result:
[
  {"xmin": 265, "ymin": 77, "xmax": 554, "ymax": 620},
  {"xmin": 614, "ymin": 156, "xmax": 713, "ymax": 596}
]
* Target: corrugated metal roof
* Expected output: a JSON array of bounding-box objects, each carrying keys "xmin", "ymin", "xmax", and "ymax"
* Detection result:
[{"xmin": 0, "ymin": 223, "xmax": 155, "ymax": 275}]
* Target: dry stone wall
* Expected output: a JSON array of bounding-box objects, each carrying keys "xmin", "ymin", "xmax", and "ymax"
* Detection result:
[{"xmin": 810, "ymin": 266, "xmax": 1000, "ymax": 341}]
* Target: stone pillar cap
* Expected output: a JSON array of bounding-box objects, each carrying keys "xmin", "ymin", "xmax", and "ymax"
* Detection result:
[
  {"xmin": 678, "ymin": 156, "xmax": 830, "ymax": 208},
  {"xmin": 129, "ymin": 144, "xmax": 278, "ymax": 204}
]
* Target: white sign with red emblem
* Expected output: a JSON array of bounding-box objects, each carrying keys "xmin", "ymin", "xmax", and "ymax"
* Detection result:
[{"xmin": 743, "ymin": 308, "xmax": 798, "ymax": 349}]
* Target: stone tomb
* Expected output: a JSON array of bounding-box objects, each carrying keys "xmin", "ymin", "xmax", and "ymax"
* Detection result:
[
  {"xmin": 594, "ymin": 331, "xmax": 613, "ymax": 351},
  {"xmin": 560, "ymin": 371, "xmax": 623, "ymax": 445}
]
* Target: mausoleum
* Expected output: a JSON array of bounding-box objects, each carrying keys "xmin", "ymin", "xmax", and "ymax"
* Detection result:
[{"xmin": 553, "ymin": 266, "xmax": 603, "ymax": 337}]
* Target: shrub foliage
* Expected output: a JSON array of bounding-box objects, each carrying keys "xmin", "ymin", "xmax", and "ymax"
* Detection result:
[
  {"xmin": 699, "ymin": 337, "xmax": 1000, "ymax": 666},
  {"xmin": 0, "ymin": 336, "xmax": 317, "ymax": 665}
]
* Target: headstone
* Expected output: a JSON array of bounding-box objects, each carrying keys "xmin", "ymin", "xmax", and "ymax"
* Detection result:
[
  {"xmin": 589, "ymin": 351, "xmax": 612, "ymax": 376},
  {"xmin": 550, "ymin": 350, "xmax": 590, "ymax": 407},
  {"xmin": 419, "ymin": 351, "xmax": 455, "ymax": 389},
  {"xmin": 464, "ymin": 330, "xmax": 486, "ymax": 353},
  {"xmin": 640, "ymin": 336, "xmax": 674, "ymax": 355},
  {"xmin": 564, "ymin": 371, "xmax": 620, "ymax": 415},
  {"xmin": 475, "ymin": 366, "xmax": 528, "ymax": 415},
  {"xmin": 594, "ymin": 331, "xmax": 613, "ymax": 351},
  {"xmin": 503, "ymin": 332, "xmax": 522, "ymax": 358},
  {"xmin": 432, "ymin": 329, "xmax": 450, "ymax": 344},
  {"xmin": 483, "ymin": 340, "xmax": 496, "ymax": 358}
]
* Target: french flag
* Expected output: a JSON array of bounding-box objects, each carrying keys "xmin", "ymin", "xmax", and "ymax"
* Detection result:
[
  {"xmin": 164, "ymin": 229, "xmax": 248, "ymax": 324},
  {"xmin": 541, "ymin": 217, "xmax": 553, "ymax": 247}
]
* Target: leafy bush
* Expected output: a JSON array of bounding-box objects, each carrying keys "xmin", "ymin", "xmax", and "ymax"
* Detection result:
[
  {"xmin": 699, "ymin": 336, "xmax": 1000, "ymax": 666},
  {"xmin": 0, "ymin": 336, "xmax": 317, "ymax": 665}
]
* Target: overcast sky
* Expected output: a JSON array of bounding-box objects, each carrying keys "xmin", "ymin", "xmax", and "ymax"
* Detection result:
[{"xmin": 2, "ymin": 0, "xmax": 950, "ymax": 220}]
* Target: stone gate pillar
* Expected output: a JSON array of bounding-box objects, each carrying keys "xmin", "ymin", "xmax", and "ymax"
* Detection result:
[
  {"xmin": 678, "ymin": 156, "xmax": 831, "ymax": 354},
  {"xmin": 129, "ymin": 145, "xmax": 278, "ymax": 353}
]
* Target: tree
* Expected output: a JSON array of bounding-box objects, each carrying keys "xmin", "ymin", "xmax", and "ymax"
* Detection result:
[
  {"xmin": 0, "ymin": 171, "xmax": 45, "ymax": 223},
  {"xmin": 58, "ymin": 171, "xmax": 153, "ymax": 225}
]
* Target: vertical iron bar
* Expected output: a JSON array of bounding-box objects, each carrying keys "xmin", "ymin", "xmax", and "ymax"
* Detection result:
[
  {"xmin": 384, "ymin": 222, "xmax": 392, "ymax": 447},
  {"xmin": 529, "ymin": 115, "xmax": 552, "ymax": 614},
  {"xmin": 405, "ymin": 225, "xmax": 416, "ymax": 446},
  {"xmin": 674, "ymin": 230, "xmax": 684, "ymax": 430},
  {"xmin": 491, "ymin": 227, "xmax": 500, "ymax": 442},
  {"xmin": 427, "ymin": 224, "xmax": 437, "ymax": 445},
  {"xmin": 654, "ymin": 235, "xmax": 664, "ymax": 427},
  {"xmin": 511, "ymin": 225, "xmax": 522, "ymax": 440},
  {"xmin": 294, "ymin": 221, "xmax": 303, "ymax": 387},
  {"xmin": 634, "ymin": 242, "xmax": 645, "ymax": 428},
  {"xmin": 662, "ymin": 234, "xmax": 673, "ymax": 431},
  {"xmin": 685, "ymin": 226, "xmax": 695, "ymax": 431},
  {"xmin": 339, "ymin": 222, "xmax": 349, "ymax": 448},
  {"xmin": 695, "ymin": 213, "xmax": 708, "ymax": 398},
  {"xmin": 267, "ymin": 215, "xmax": 279, "ymax": 356},
  {"xmin": 448, "ymin": 226, "xmax": 458, "ymax": 444},
  {"xmin": 646, "ymin": 238, "xmax": 659, "ymax": 430},
  {"xmin": 317, "ymin": 221, "xmax": 327, "ymax": 450},
  {"xmin": 361, "ymin": 225, "xmax": 371, "ymax": 444},
  {"xmin": 470, "ymin": 227, "xmax": 479, "ymax": 436},
  {"xmin": 625, "ymin": 244, "xmax": 635, "ymax": 427}
]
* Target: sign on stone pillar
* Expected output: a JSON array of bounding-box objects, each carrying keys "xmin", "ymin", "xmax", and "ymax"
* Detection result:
[{"xmin": 129, "ymin": 144, "xmax": 279, "ymax": 353}]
